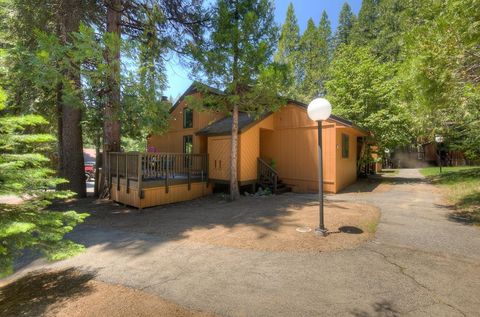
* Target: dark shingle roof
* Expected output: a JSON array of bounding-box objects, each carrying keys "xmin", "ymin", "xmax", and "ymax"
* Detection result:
[{"xmin": 196, "ymin": 112, "xmax": 270, "ymax": 136}]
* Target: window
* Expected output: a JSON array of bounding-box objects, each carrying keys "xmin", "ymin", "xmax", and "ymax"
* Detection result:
[
  {"xmin": 342, "ymin": 134, "xmax": 349, "ymax": 158},
  {"xmin": 183, "ymin": 108, "xmax": 193, "ymax": 128},
  {"xmin": 183, "ymin": 135, "xmax": 193, "ymax": 154}
]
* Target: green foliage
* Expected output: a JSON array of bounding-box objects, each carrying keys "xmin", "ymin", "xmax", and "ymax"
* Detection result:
[
  {"xmin": 326, "ymin": 45, "xmax": 412, "ymax": 151},
  {"xmin": 298, "ymin": 19, "xmax": 323, "ymax": 101},
  {"xmin": 121, "ymin": 137, "xmax": 147, "ymax": 152},
  {"xmin": 372, "ymin": 0, "xmax": 410, "ymax": 62},
  {"xmin": 274, "ymin": 2, "xmax": 301, "ymax": 99},
  {"xmin": 189, "ymin": 0, "xmax": 286, "ymax": 115},
  {"xmin": 0, "ymin": 87, "xmax": 88, "ymax": 277},
  {"xmin": 334, "ymin": 2, "xmax": 356, "ymax": 48},
  {"xmin": 351, "ymin": 0, "xmax": 380, "ymax": 46},
  {"xmin": 317, "ymin": 11, "xmax": 333, "ymax": 95},
  {"xmin": 399, "ymin": 0, "xmax": 480, "ymax": 159},
  {"xmin": 275, "ymin": 4, "xmax": 333, "ymax": 102}
]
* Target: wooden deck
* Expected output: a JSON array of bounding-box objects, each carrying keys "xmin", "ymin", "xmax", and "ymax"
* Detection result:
[{"xmin": 109, "ymin": 152, "xmax": 211, "ymax": 208}]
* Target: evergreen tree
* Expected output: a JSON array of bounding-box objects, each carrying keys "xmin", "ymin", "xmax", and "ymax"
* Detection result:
[
  {"xmin": 189, "ymin": 0, "xmax": 285, "ymax": 200},
  {"xmin": 4, "ymin": 0, "xmax": 92, "ymax": 197},
  {"xmin": 275, "ymin": 2, "xmax": 300, "ymax": 99},
  {"xmin": 0, "ymin": 87, "xmax": 88, "ymax": 277},
  {"xmin": 334, "ymin": 2, "xmax": 356, "ymax": 48},
  {"xmin": 372, "ymin": 0, "xmax": 406, "ymax": 61},
  {"xmin": 352, "ymin": 0, "xmax": 380, "ymax": 46},
  {"xmin": 299, "ymin": 19, "xmax": 322, "ymax": 101},
  {"xmin": 317, "ymin": 10, "xmax": 332, "ymax": 95}
]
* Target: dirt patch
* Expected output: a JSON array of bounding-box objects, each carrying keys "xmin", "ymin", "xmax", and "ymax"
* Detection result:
[
  {"xmin": 0, "ymin": 269, "xmax": 213, "ymax": 317},
  {"xmin": 181, "ymin": 196, "xmax": 380, "ymax": 252},
  {"xmin": 57, "ymin": 193, "xmax": 380, "ymax": 253}
]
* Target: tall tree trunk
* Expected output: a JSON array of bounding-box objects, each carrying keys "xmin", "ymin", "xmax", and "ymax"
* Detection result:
[
  {"xmin": 229, "ymin": 1, "xmax": 241, "ymax": 201},
  {"xmin": 229, "ymin": 103, "xmax": 240, "ymax": 200},
  {"xmin": 94, "ymin": 132, "xmax": 102, "ymax": 197},
  {"xmin": 56, "ymin": 0, "xmax": 86, "ymax": 197},
  {"xmin": 102, "ymin": 0, "xmax": 122, "ymax": 196},
  {"xmin": 56, "ymin": 83, "xmax": 64, "ymax": 180}
]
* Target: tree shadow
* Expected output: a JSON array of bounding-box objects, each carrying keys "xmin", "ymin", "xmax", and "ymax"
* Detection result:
[
  {"xmin": 428, "ymin": 167, "xmax": 480, "ymax": 185},
  {"xmin": 338, "ymin": 226, "xmax": 364, "ymax": 234},
  {"xmin": 339, "ymin": 173, "xmax": 425, "ymax": 194},
  {"xmin": 428, "ymin": 168, "xmax": 480, "ymax": 226},
  {"xmin": 351, "ymin": 300, "xmax": 399, "ymax": 317},
  {"xmin": 0, "ymin": 268, "xmax": 95, "ymax": 317},
  {"xmin": 440, "ymin": 192, "xmax": 480, "ymax": 226},
  {"xmin": 12, "ymin": 191, "xmax": 375, "ymax": 272},
  {"xmin": 42, "ymin": 195, "xmax": 309, "ymax": 255}
]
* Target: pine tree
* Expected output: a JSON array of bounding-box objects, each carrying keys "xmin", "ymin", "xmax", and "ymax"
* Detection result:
[
  {"xmin": 299, "ymin": 19, "xmax": 322, "ymax": 101},
  {"xmin": 334, "ymin": 2, "xmax": 356, "ymax": 48},
  {"xmin": 352, "ymin": 0, "xmax": 380, "ymax": 46},
  {"xmin": 189, "ymin": 0, "xmax": 285, "ymax": 200},
  {"xmin": 318, "ymin": 10, "xmax": 332, "ymax": 95},
  {"xmin": 275, "ymin": 2, "xmax": 300, "ymax": 98},
  {"xmin": 0, "ymin": 87, "xmax": 88, "ymax": 277},
  {"xmin": 373, "ymin": 0, "xmax": 410, "ymax": 62}
]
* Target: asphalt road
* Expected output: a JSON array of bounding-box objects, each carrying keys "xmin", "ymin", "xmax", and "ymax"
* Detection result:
[{"xmin": 8, "ymin": 169, "xmax": 480, "ymax": 316}]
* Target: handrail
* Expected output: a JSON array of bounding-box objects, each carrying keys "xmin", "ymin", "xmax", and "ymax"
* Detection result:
[
  {"xmin": 257, "ymin": 157, "xmax": 278, "ymax": 193},
  {"xmin": 108, "ymin": 152, "xmax": 208, "ymax": 199},
  {"xmin": 257, "ymin": 157, "xmax": 278, "ymax": 174}
]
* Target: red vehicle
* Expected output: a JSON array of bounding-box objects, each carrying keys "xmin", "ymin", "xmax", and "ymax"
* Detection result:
[{"xmin": 85, "ymin": 162, "xmax": 95, "ymax": 181}]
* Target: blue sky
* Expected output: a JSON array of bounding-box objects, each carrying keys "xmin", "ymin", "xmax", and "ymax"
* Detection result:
[{"xmin": 164, "ymin": 0, "xmax": 362, "ymax": 100}]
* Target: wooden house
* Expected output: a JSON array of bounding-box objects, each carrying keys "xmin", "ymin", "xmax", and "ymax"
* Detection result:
[{"xmin": 109, "ymin": 83, "xmax": 368, "ymax": 208}]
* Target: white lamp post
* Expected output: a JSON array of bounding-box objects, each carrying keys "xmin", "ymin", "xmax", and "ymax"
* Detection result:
[{"xmin": 307, "ymin": 98, "xmax": 332, "ymax": 236}]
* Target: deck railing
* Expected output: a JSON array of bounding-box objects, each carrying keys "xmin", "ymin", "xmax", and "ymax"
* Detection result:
[{"xmin": 109, "ymin": 152, "xmax": 208, "ymax": 198}]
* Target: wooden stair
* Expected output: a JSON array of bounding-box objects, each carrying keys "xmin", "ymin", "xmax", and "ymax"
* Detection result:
[{"xmin": 257, "ymin": 158, "xmax": 292, "ymax": 194}]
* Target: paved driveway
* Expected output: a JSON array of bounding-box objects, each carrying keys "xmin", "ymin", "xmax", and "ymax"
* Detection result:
[{"xmin": 10, "ymin": 169, "xmax": 480, "ymax": 316}]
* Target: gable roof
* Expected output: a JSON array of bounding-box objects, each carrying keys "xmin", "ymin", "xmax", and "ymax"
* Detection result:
[
  {"xmin": 173, "ymin": 82, "xmax": 368, "ymax": 136},
  {"xmin": 169, "ymin": 81, "xmax": 224, "ymax": 114}
]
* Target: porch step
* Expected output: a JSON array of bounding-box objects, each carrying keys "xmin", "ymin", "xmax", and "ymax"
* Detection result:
[
  {"xmin": 275, "ymin": 184, "xmax": 292, "ymax": 194},
  {"xmin": 258, "ymin": 177, "xmax": 292, "ymax": 195}
]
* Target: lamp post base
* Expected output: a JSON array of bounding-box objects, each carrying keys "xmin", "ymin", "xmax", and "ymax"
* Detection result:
[{"xmin": 315, "ymin": 227, "xmax": 328, "ymax": 237}]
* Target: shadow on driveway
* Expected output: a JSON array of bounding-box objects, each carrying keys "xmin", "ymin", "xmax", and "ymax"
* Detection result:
[{"xmin": 0, "ymin": 268, "xmax": 95, "ymax": 317}]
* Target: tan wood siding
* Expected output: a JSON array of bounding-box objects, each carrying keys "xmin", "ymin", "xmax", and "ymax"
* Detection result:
[
  {"xmin": 238, "ymin": 115, "xmax": 274, "ymax": 182},
  {"xmin": 147, "ymin": 94, "xmax": 224, "ymax": 154},
  {"xmin": 335, "ymin": 128, "xmax": 358, "ymax": 192},
  {"xmin": 258, "ymin": 104, "xmax": 337, "ymax": 193},
  {"xmin": 260, "ymin": 124, "xmax": 337, "ymax": 193},
  {"xmin": 111, "ymin": 182, "xmax": 211, "ymax": 208}
]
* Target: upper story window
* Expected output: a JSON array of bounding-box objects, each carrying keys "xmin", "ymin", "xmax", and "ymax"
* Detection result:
[
  {"xmin": 183, "ymin": 108, "xmax": 193, "ymax": 128},
  {"xmin": 342, "ymin": 133, "xmax": 350, "ymax": 158}
]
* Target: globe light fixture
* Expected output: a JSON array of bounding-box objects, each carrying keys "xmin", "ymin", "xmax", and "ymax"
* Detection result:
[
  {"xmin": 307, "ymin": 98, "xmax": 332, "ymax": 121},
  {"xmin": 307, "ymin": 98, "xmax": 332, "ymax": 237}
]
